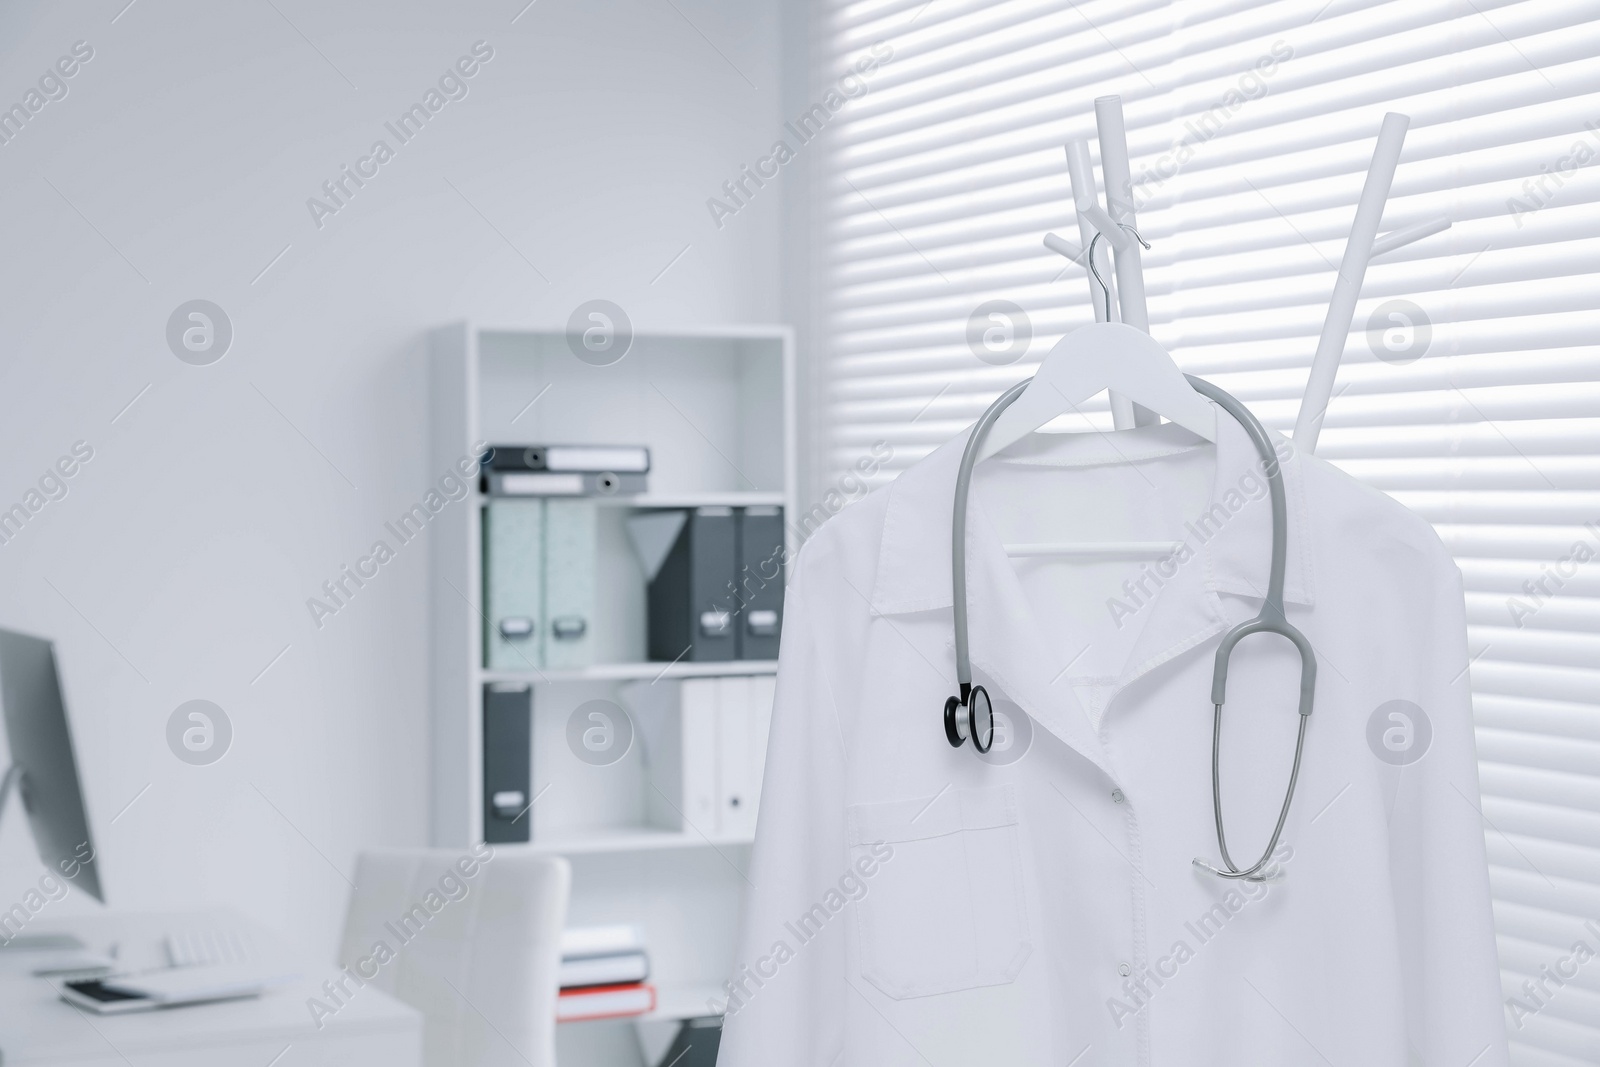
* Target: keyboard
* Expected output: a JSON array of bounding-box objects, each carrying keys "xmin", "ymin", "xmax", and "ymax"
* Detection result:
[{"xmin": 163, "ymin": 929, "xmax": 257, "ymax": 969}]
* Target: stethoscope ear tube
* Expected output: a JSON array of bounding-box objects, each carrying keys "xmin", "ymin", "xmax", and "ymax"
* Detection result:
[{"xmin": 1210, "ymin": 618, "xmax": 1318, "ymax": 717}]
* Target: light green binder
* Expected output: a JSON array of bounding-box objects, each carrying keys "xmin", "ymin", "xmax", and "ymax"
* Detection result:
[
  {"xmin": 484, "ymin": 498, "xmax": 543, "ymax": 670},
  {"xmin": 543, "ymin": 499, "xmax": 596, "ymax": 669}
]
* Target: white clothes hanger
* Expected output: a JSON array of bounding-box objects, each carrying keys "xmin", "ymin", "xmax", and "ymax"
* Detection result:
[
  {"xmin": 977, "ymin": 318, "xmax": 1216, "ymax": 467},
  {"xmin": 980, "ymin": 315, "xmax": 1211, "ymax": 561},
  {"xmin": 1000, "ymin": 196, "xmax": 1216, "ymax": 560}
]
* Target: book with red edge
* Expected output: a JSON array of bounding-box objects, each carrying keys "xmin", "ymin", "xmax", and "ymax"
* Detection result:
[{"xmin": 556, "ymin": 982, "xmax": 656, "ymax": 1022}]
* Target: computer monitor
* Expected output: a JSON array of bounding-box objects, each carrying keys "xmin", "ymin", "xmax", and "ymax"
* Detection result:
[{"xmin": 0, "ymin": 628, "xmax": 102, "ymax": 902}]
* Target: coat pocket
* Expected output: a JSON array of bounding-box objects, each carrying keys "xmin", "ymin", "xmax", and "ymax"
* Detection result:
[{"xmin": 846, "ymin": 783, "xmax": 1032, "ymax": 1000}]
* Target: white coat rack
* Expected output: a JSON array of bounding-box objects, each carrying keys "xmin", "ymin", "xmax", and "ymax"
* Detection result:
[
  {"xmin": 1042, "ymin": 98, "xmax": 1450, "ymax": 454},
  {"xmin": 1019, "ymin": 99, "xmax": 1449, "ymax": 560}
]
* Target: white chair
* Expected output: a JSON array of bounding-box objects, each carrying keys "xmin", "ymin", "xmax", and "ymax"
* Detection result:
[{"xmin": 338, "ymin": 848, "xmax": 570, "ymax": 1067}]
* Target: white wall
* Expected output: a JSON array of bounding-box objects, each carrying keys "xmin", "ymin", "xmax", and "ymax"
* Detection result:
[{"xmin": 0, "ymin": 0, "xmax": 788, "ymax": 958}]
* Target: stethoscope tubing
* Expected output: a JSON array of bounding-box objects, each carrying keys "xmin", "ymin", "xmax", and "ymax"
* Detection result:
[
  {"xmin": 1197, "ymin": 705, "xmax": 1309, "ymax": 881},
  {"xmin": 951, "ymin": 379, "xmax": 1030, "ymax": 697}
]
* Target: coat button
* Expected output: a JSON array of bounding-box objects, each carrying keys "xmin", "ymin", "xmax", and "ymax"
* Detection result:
[
  {"xmin": 1118, "ymin": 962, "xmax": 1132, "ymax": 977},
  {"xmin": 1111, "ymin": 789, "xmax": 1125, "ymax": 804}
]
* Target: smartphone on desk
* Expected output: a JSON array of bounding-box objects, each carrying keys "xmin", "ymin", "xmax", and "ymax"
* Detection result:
[{"xmin": 59, "ymin": 964, "xmax": 294, "ymax": 1015}]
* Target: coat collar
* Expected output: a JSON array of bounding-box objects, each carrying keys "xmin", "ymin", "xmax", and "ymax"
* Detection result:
[
  {"xmin": 870, "ymin": 410, "xmax": 1316, "ymax": 619},
  {"xmin": 868, "ymin": 411, "xmax": 1316, "ymax": 780}
]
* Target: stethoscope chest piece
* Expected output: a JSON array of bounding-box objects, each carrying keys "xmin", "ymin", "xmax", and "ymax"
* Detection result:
[{"xmin": 944, "ymin": 685, "xmax": 994, "ymax": 753}]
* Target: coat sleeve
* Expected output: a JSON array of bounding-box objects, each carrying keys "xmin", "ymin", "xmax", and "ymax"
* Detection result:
[
  {"xmin": 1391, "ymin": 552, "xmax": 1510, "ymax": 1065},
  {"xmin": 717, "ymin": 561, "xmax": 850, "ymax": 1067}
]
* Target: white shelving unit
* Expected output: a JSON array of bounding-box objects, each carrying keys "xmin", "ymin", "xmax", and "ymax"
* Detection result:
[
  {"xmin": 428, "ymin": 323, "xmax": 793, "ymax": 1062},
  {"xmin": 481, "ymin": 659, "xmax": 780, "ymax": 686}
]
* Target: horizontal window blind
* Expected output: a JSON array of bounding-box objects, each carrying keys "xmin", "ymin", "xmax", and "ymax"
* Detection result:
[{"xmin": 814, "ymin": 0, "xmax": 1600, "ymax": 1060}]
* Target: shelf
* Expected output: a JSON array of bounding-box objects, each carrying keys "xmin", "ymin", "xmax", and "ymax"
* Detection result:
[
  {"xmin": 481, "ymin": 661, "xmax": 778, "ymax": 684},
  {"xmin": 508, "ymin": 826, "xmax": 755, "ymax": 857},
  {"xmin": 476, "ymin": 492, "xmax": 790, "ymax": 508},
  {"xmin": 476, "ymin": 491, "xmax": 786, "ymax": 509},
  {"xmin": 478, "ymin": 323, "xmax": 792, "ymax": 344},
  {"xmin": 642, "ymin": 982, "xmax": 726, "ymax": 1022},
  {"xmin": 617, "ymin": 491, "xmax": 786, "ymax": 508}
]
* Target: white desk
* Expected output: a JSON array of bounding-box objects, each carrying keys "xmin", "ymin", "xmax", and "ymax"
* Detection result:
[{"xmin": 0, "ymin": 911, "xmax": 421, "ymax": 1067}]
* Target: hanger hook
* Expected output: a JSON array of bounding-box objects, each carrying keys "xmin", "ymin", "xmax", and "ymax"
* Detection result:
[
  {"xmin": 1086, "ymin": 224, "xmax": 1152, "ymax": 321},
  {"xmin": 1087, "ymin": 232, "xmax": 1112, "ymax": 321}
]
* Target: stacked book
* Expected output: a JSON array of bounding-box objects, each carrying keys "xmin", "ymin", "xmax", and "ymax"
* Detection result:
[
  {"xmin": 483, "ymin": 444, "xmax": 650, "ymax": 497},
  {"xmin": 555, "ymin": 925, "xmax": 656, "ymax": 1023}
]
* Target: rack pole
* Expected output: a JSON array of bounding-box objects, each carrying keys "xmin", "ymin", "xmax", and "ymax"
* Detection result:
[
  {"xmin": 1294, "ymin": 112, "xmax": 1410, "ymax": 455},
  {"xmin": 1064, "ymin": 140, "xmax": 1135, "ymax": 428},
  {"xmin": 1095, "ymin": 95, "xmax": 1155, "ymax": 427}
]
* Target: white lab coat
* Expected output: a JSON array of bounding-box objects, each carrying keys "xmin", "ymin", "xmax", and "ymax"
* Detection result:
[{"xmin": 718, "ymin": 416, "xmax": 1509, "ymax": 1066}]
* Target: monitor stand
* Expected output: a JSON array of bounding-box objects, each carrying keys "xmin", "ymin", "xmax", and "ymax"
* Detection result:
[
  {"xmin": 0, "ymin": 764, "xmax": 18, "ymax": 825},
  {"xmin": 0, "ymin": 765, "xmax": 88, "ymax": 953}
]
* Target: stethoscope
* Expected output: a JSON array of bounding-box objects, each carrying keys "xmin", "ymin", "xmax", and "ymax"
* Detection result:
[{"xmin": 942, "ymin": 364, "xmax": 1317, "ymax": 883}]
